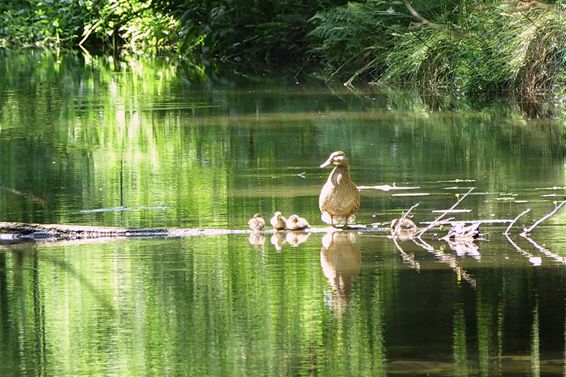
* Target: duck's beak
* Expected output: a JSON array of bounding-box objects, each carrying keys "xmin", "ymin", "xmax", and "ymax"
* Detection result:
[{"xmin": 320, "ymin": 156, "xmax": 333, "ymax": 168}]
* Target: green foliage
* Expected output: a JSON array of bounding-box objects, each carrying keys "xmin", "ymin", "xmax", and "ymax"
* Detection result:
[
  {"xmin": 172, "ymin": 0, "xmax": 346, "ymax": 65},
  {"xmin": 0, "ymin": 0, "xmax": 86, "ymax": 47},
  {"xmin": 0, "ymin": 0, "xmax": 563, "ymax": 101},
  {"xmin": 0, "ymin": 0, "xmax": 177, "ymax": 54},
  {"xmin": 79, "ymin": 0, "xmax": 178, "ymax": 54},
  {"xmin": 308, "ymin": 1, "xmax": 406, "ymax": 78},
  {"xmin": 309, "ymin": 0, "xmax": 565, "ymax": 99}
]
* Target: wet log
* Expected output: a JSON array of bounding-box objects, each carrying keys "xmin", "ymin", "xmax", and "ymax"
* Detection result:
[
  {"xmin": 0, "ymin": 221, "xmax": 385, "ymax": 243},
  {"xmin": 0, "ymin": 221, "xmax": 244, "ymax": 242},
  {"xmin": 0, "ymin": 222, "xmax": 160, "ymax": 241}
]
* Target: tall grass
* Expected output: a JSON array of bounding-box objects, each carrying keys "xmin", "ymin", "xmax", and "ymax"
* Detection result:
[{"xmin": 310, "ymin": 1, "xmax": 565, "ymax": 100}]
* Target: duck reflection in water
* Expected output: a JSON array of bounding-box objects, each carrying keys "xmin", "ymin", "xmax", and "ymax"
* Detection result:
[
  {"xmin": 269, "ymin": 228, "xmax": 311, "ymax": 251},
  {"xmin": 320, "ymin": 231, "xmax": 361, "ymax": 314},
  {"xmin": 285, "ymin": 230, "xmax": 311, "ymax": 247},
  {"xmin": 271, "ymin": 232, "xmax": 286, "ymax": 251},
  {"xmin": 248, "ymin": 231, "xmax": 266, "ymax": 248}
]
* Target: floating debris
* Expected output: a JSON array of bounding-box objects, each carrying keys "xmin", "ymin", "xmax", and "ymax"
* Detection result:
[
  {"xmin": 514, "ymin": 200, "xmax": 529, "ymax": 204},
  {"xmin": 80, "ymin": 206, "xmax": 170, "ymax": 213},
  {"xmin": 357, "ymin": 184, "xmax": 420, "ymax": 191},
  {"xmin": 495, "ymin": 197, "xmax": 517, "ymax": 201},
  {"xmin": 391, "ymin": 193, "xmax": 430, "ymax": 197},
  {"xmin": 431, "ymin": 209, "xmax": 471, "ymax": 214},
  {"xmin": 444, "ymin": 222, "xmax": 481, "ymax": 240},
  {"xmin": 442, "ymin": 187, "xmax": 482, "ymax": 192},
  {"xmin": 436, "ymin": 179, "xmax": 476, "ymax": 183}
]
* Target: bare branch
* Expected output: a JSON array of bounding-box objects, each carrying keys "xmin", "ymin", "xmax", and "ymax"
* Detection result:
[
  {"xmin": 504, "ymin": 208, "xmax": 531, "ymax": 236},
  {"xmin": 404, "ymin": 0, "xmax": 438, "ymax": 28},
  {"xmin": 415, "ymin": 188, "xmax": 474, "ymax": 238},
  {"xmin": 520, "ymin": 200, "xmax": 566, "ymax": 236}
]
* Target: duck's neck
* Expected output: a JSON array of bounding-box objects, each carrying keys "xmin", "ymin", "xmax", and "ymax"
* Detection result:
[{"xmin": 330, "ymin": 164, "xmax": 350, "ymax": 185}]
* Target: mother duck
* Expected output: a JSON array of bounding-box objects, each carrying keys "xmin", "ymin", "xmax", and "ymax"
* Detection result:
[{"xmin": 319, "ymin": 151, "xmax": 360, "ymax": 227}]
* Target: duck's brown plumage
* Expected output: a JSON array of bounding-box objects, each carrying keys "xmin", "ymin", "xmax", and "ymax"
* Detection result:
[{"xmin": 319, "ymin": 151, "xmax": 360, "ymax": 226}]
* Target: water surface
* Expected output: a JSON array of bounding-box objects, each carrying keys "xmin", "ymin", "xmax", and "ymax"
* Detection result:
[{"xmin": 0, "ymin": 50, "xmax": 565, "ymax": 376}]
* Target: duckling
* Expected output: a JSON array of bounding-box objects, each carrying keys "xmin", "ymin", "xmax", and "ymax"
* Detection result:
[
  {"xmin": 319, "ymin": 151, "xmax": 360, "ymax": 227},
  {"xmin": 390, "ymin": 218, "xmax": 417, "ymax": 240},
  {"xmin": 286, "ymin": 214, "xmax": 310, "ymax": 231},
  {"xmin": 270, "ymin": 211, "xmax": 287, "ymax": 230},
  {"xmin": 248, "ymin": 213, "xmax": 265, "ymax": 231}
]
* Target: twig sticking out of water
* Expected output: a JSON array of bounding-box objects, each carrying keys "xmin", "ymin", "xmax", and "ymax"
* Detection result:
[
  {"xmin": 520, "ymin": 200, "xmax": 566, "ymax": 236},
  {"xmin": 504, "ymin": 208, "xmax": 531, "ymax": 236},
  {"xmin": 390, "ymin": 203, "xmax": 419, "ymax": 239},
  {"xmin": 415, "ymin": 188, "xmax": 474, "ymax": 238}
]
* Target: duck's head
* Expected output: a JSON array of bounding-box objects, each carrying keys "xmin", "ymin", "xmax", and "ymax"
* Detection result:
[
  {"xmin": 252, "ymin": 213, "xmax": 263, "ymax": 219},
  {"xmin": 287, "ymin": 214, "xmax": 299, "ymax": 222},
  {"xmin": 320, "ymin": 151, "xmax": 349, "ymax": 168},
  {"xmin": 274, "ymin": 211, "xmax": 283, "ymax": 218}
]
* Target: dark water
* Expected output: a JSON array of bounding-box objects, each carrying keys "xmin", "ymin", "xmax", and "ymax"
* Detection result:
[{"xmin": 0, "ymin": 50, "xmax": 565, "ymax": 376}]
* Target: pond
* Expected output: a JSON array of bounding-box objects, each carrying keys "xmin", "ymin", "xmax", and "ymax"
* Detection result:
[{"xmin": 0, "ymin": 50, "xmax": 565, "ymax": 376}]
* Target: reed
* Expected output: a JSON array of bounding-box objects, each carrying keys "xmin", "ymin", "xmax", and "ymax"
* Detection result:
[{"xmin": 310, "ymin": 1, "xmax": 565, "ymax": 100}]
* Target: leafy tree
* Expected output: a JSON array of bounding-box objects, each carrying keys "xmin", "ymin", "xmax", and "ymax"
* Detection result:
[{"xmin": 157, "ymin": 0, "xmax": 347, "ymax": 66}]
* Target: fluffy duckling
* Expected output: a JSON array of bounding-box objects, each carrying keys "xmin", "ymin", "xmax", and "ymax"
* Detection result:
[
  {"xmin": 286, "ymin": 214, "xmax": 310, "ymax": 231},
  {"xmin": 270, "ymin": 211, "xmax": 287, "ymax": 230},
  {"xmin": 248, "ymin": 213, "xmax": 265, "ymax": 231},
  {"xmin": 319, "ymin": 151, "xmax": 360, "ymax": 227},
  {"xmin": 390, "ymin": 218, "xmax": 417, "ymax": 240}
]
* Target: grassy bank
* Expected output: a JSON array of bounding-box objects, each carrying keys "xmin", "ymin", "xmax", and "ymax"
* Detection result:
[{"xmin": 0, "ymin": 0, "xmax": 563, "ymax": 103}]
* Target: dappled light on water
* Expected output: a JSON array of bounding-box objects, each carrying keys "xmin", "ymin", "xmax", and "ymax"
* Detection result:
[{"xmin": 0, "ymin": 51, "xmax": 565, "ymax": 376}]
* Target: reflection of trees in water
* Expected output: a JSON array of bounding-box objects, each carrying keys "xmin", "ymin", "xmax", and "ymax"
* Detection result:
[
  {"xmin": 0, "ymin": 242, "xmax": 120, "ymax": 375},
  {"xmin": 320, "ymin": 231, "xmax": 361, "ymax": 314}
]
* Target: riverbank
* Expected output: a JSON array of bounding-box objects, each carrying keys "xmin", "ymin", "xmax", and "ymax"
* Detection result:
[{"xmin": 1, "ymin": 1, "xmax": 563, "ymax": 102}]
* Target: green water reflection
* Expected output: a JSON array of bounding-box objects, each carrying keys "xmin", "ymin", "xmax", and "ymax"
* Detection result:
[
  {"xmin": 1, "ymin": 234, "xmax": 565, "ymax": 376},
  {"xmin": 0, "ymin": 50, "xmax": 565, "ymax": 376}
]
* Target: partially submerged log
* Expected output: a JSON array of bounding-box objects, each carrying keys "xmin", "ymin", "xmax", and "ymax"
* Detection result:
[
  {"xmin": 0, "ymin": 221, "xmax": 384, "ymax": 243},
  {"xmin": 0, "ymin": 221, "xmax": 243, "ymax": 242},
  {"xmin": 1, "ymin": 198, "xmax": 563, "ymax": 245}
]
